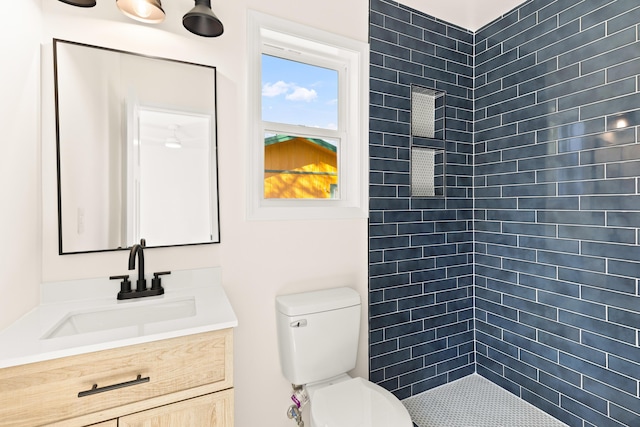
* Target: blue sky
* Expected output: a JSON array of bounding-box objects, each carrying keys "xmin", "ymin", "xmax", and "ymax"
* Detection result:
[{"xmin": 261, "ymin": 54, "xmax": 338, "ymax": 130}]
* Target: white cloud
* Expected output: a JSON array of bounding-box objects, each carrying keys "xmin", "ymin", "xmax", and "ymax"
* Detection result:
[
  {"xmin": 286, "ymin": 87, "xmax": 318, "ymax": 102},
  {"xmin": 263, "ymin": 81, "xmax": 318, "ymax": 102},
  {"xmin": 262, "ymin": 81, "xmax": 291, "ymax": 97}
]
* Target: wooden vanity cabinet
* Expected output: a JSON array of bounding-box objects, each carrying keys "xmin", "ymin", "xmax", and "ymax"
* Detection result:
[
  {"xmin": 0, "ymin": 329, "xmax": 233, "ymax": 427},
  {"xmin": 119, "ymin": 389, "xmax": 233, "ymax": 426},
  {"xmin": 88, "ymin": 390, "xmax": 233, "ymax": 427}
]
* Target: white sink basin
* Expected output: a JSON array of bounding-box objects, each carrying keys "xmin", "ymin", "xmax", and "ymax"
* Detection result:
[{"xmin": 43, "ymin": 297, "xmax": 197, "ymax": 339}]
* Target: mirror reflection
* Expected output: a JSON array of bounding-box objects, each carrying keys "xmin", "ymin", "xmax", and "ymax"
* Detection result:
[{"xmin": 54, "ymin": 39, "xmax": 219, "ymax": 254}]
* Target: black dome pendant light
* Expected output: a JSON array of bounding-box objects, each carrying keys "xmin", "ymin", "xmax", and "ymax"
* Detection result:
[
  {"xmin": 57, "ymin": 0, "xmax": 224, "ymax": 38},
  {"xmin": 58, "ymin": 0, "xmax": 97, "ymax": 7},
  {"xmin": 183, "ymin": 0, "xmax": 224, "ymax": 37}
]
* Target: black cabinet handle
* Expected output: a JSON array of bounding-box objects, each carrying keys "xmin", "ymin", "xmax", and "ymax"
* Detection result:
[{"xmin": 77, "ymin": 374, "xmax": 150, "ymax": 398}]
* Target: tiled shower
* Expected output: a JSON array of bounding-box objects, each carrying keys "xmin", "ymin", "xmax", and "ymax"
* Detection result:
[{"xmin": 369, "ymin": 0, "xmax": 640, "ymax": 426}]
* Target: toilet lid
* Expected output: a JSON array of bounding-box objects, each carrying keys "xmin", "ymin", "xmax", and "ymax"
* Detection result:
[{"xmin": 311, "ymin": 377, "xmax": 412, "ymax": 427}]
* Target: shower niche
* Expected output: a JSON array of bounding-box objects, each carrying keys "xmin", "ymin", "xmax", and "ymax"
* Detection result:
[{"xmin": 410, "ymin": 85, "xmax": 446, "ymax": 198}]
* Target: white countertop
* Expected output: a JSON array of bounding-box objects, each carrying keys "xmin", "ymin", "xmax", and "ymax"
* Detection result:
[{"xmin": 0, "ymin": 267, "xmax": 237, "ymax": 369}]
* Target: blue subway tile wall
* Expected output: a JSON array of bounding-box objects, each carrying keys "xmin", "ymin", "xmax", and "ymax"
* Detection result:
[
  {"xmin": 370, "ymin": 0, "xmax": 640, "ymax": 425},
  {"xmin": 474, "ymin": 1, "xmax": 640, "ymax": 426},
  {"xmin": 369, "ymin": 0, "xmax": 475, "ymax": 400}
]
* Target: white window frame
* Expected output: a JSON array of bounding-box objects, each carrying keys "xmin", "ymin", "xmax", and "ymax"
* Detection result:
[{"xmin": 247, "ymin": 10, "xmax": 369, "ymax": 220}]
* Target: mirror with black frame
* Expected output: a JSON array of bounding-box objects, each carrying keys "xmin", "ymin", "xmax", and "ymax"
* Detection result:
[{"xmin": 54, "ymin": 39, "xmax": 220, "ymax": 254}]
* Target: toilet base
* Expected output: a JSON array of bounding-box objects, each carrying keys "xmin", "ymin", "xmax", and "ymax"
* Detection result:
[{"xmin": 305, "ymin": 376, "xmax": 413, "ymax": 427}]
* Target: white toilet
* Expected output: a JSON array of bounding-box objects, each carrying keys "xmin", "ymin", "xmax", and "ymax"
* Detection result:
[{"xmin": 275, "ymin": 287, "xmax": 413, "ymax": 427}]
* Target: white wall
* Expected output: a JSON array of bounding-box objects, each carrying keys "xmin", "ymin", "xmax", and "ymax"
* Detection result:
[
  {"xmin": 0, "ymin": 0, "xmax": 43, "ymax": 331},
  {"xmin": 398, "ymin": 0, "xmax": 525, "ymax": 31},
  {"xmin": 2, "ymin": 1, "xmax": 369, "ymax": 426},
  {"xmin": 56, "ymin": 43, "xmax": 119, "ymax": 253}
]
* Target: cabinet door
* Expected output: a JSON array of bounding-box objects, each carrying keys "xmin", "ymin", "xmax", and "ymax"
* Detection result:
[
  {"xmin": 86, "ymin": 421, "xmax": 117, "ymax": 427},
  {"xmin": 119, "ymin": 389, "xmax": 233, "ymax": 427}
]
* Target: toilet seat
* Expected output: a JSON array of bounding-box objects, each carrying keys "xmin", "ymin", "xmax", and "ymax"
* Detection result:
[{"xmin": 310, "ymin": 377, "xmax": 412, "ymax": 427}]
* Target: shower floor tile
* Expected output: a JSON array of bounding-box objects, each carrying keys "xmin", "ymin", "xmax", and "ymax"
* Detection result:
[{"xmin": 403, "ymin": 374, "xmax": 568, "ymax": 427}]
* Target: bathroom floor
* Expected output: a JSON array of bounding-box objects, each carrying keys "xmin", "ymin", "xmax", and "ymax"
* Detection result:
[{"xmin": 403, "ymin": 374, "xmax": 568, "ymax": 427}]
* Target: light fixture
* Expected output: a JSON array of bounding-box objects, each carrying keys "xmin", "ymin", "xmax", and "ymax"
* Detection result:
[
  {"xmin": 165, "ymin": 125, "xmax": 182, "ymax": 149},
  {"xmin": 58, "ymin": 0, "xmax": 225, "ymax": 38},
  {"xmin": 58, "ymin": 0, "xmax": 96, "ymax": 7},
  {"xmin": 116, "ymin": 0, "xmax": 165, "ymax": 24},
  {"xmin": 615, "ymin": 118, "xmax": 629, "ymax": 129},
  {"xmin": 183, "ymin": 0, "xmax": 224, "ymax": 37}
]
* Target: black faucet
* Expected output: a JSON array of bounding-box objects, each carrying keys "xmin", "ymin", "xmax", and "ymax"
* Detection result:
[
  {"xmin": 110, "ymin": 238, "xmax": 168, "ymax": 300},
  {"xmin": 129, "ymin": 238, "xmax": 147, "ymax": 292}
]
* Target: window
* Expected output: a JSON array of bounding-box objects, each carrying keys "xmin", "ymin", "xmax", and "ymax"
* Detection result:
[
  {"xmin": 247, "ymin": 11, "xmax": 369, "ymax": 220},
  {"xmin": 262, "ymin": 55, "xmax": 339, "ymax": 200}
]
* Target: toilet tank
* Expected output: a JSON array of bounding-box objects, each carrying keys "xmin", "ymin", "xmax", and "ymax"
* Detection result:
[{"xmin": 275, "ymin": 287, "xmax": 361, "ymax": 385}]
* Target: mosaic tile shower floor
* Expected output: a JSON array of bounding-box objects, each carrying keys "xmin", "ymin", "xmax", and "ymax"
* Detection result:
[{"xmin": 403, "ymin": 374, "xmax": 568, "ymax": 427}]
